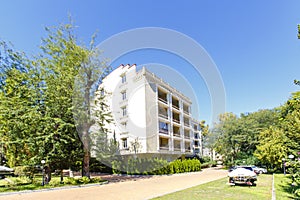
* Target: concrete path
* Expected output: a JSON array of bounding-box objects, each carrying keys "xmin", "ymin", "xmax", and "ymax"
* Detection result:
[{"xmin": 0, "ymin": 168, "xmax": 228, "ymax": 200}]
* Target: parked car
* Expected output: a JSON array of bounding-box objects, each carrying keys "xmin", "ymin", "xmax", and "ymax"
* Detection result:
[
  {"xmin": 0, "ymin": 166, "xmax": 14, "ymax": 179},
  {"xmin": 228, "ymin": 166, "xmax": 237, "ymax": 172},
  {"xmin": 252, "ymin": 166, "xmax": 267, "ymax": 174},
  {"xmin": 228, "ymin": 166, "xmax": 257, "ymax": 186}
]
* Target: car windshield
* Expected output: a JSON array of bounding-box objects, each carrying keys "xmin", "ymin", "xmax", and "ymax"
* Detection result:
[{"xmin": 238, "ymin": 166, "xmax": 253, "ymax": 171}]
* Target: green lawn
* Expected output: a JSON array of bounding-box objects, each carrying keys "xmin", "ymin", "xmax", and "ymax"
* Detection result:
[
  {"xmin": 152, "ymin": 174, "xmax": 273, "ymax": 200},
  {"xmin": 274, "ymin": 174, "xmax": 298, "ymax": 200},
  {"xmin": 0, "ymin": 176, "xmax": 106, "ymax": 193}
]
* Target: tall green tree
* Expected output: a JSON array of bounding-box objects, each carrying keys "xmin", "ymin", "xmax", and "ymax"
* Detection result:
[
  {"xmin": 0, "ymin": 41, "xmax": 43, "ymax": 167},
  {"xmin": 37, "ymin": 23, "xmax": 99, "ymax": 178},
  {"xmin": 39, "ymin": 23, "xmax": 112, "ymax": 178},
  {"xmin": 254, "ymin": 127, "xmax": 288, "ymax": 170},
  {"xmin": 279, "ymin": 91, "xmax": 300, "ymax": 153},
  {"xmin": 73, "ymin": 45, "xmax": 111, "ymax": 177},
  {"xmin": 213, "ymin": 109, "xmax": 279, "ymax": 166}
]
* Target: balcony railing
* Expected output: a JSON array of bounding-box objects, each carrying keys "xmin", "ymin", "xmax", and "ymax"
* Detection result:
[
  {"xmin": 173, "ymin": 132, "xmax": 181, "ymax": 137},
  {"xmin": 158, "ymin": 97, "xmax": 168, "ymax": 104},
  {"xmin": 183, "ymin": 110, "xmax": 190, "ymax": 115},
  {"xmin": 172, "ymin": 104, "xmax": 179, "ymax": 110},
  {"xmin": 174, "ymin": 147, "xmax": 181, "ymax": 151},
  {"xmin": 159, "ymin": 113, "xmax": 168, "ymax": 119},
  {"xmin": 159, "ymin": 146, "xmax": 169, "ymax": 150},
  {"xmin": 184, "ymin": 122, "xmax": 190, "ymax": 126},
  {"xmin": 184, "ymin": 134, "xmax": 190, "ymax": 139},
  {"xmin": 173, "ymin": 118, "xmax": 180, "ymax": 124},
  {"xmin": 159, "ymin": 129, "xmax": 169, "ymax": 134}
]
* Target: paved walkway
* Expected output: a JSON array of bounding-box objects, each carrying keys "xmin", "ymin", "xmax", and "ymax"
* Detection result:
[{"xmin": 0, "ymin": 168, "xmax": 228, "ymax": 200}]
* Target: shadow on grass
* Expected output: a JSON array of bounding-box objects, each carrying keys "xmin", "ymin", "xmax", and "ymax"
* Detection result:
[
  {"xmin": 280, "ymin": 183, "xmax": 299, "ymax": 199},
  {"xmin": 275, "ymin": 174, "xmax": 299, "ymax": 200}
]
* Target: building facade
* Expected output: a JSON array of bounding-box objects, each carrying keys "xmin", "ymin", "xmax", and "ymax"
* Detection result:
[{"xmin": 100, "ymin": 64, "xmax": 202, "ymax": 158}]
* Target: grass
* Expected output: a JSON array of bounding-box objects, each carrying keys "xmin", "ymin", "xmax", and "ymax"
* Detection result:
[
  {"xmin": 0, "ymin": 176, "xmax": 106, "ymax": 193},
  {"xmin": 152, "ymin": 174, "xmax": 273, "ymax": 200},
  {"xmin": 274, "ymin": 174, "xmax": 298, "ymax": 200}
]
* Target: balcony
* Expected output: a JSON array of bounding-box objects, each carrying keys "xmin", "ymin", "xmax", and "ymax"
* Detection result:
[
  {"xmin": 158, "ymin": 89, "xmax": 168, "ymax": 104},
  {"xmin": 172, "ymin": 112, "xmax": 180, "ymax": 124},
  {"xmin": 174, "ymin": 140, "xmax": 181, "ymax": 151},
  {"xmin": 173, "ymin": 132, "xmax": 181, "ymax": 137},
  {"xmin": 158, "ymin": 106, "xmax": 169, "ymax": 120},
  {"xmin": 172, "ymin": 104, "xmax": 179, "ymax": 110},
  {"xmin": 173, "ymin": 125, "xmax": 181, "ymax": 137},
  {"xmin": 183, "ymin": 104, "xmax": 190, "ymax": 115},
  {"xmin": 159, "ymin": 137, "xmax": 169, "ymax": 150},
  {"xmin": 173, "ymin": 118, "xmax": 180, "ymax": 124},
  {"xmin": 184, "ymin": 130, "xmax": 190, "ymax": 139},
  {"xmin": 193, "ymin": 125, "xmax": 198, "ymax": 131},
  {"xmin": 159, "ymin": 128, "xmax": 169, "ymax": 135},
  {"xmin": 172, "ymin": 97, "xmax": 180, "ymax": 110},
  {"xmin": 184, "ymin": 118, "xmax": 190, "ymax": 127},
  {"xmin": 184, "ymin": 134, "xmax": 190, "ymax": 139},
  {"xmin": 159, "ymin": 146, "xmax": 169, "ymax": 150},
  {"xmin": 185, "ymin": 142, "xmax": 191, "ymax": 152},
  {"xmin": 159, "ymin": 113, "xmax": 168, "ymax": 120},
  {"xmin": 174, "ymin": 147, "xmax": 181, "ymax": 151},
  {"xmin": 158, "ymin": 97, "xmax": 168, "ymax": 104}
]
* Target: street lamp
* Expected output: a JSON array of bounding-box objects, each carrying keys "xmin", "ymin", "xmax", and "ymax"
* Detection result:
[
  {"xmin": 41, "ymin": 160, "xmax": 45, "ymax": 186},
  {"xmin": 282, "ymin": 158, "xmax": 286, "ymax": 176}
]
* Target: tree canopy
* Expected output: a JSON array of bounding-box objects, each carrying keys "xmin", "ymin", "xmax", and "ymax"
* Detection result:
[{"xmin": 0, "ymin": 23, "xmax": 111, "ymax": 178}]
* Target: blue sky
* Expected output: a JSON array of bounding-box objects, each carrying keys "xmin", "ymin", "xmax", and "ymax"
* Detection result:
[{"xmin": 1, "ymin": 1, "xmax": 300, "ymax": 125}]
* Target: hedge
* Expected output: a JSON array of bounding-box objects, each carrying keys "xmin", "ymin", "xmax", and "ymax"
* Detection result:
[{"xmin": 112, "ymin": 158, "xmax": 201, "ymax": 175}]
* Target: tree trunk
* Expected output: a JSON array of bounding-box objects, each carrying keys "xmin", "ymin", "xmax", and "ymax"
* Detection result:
[
  {"xmin": 82, "ymin": 147, "xmax": 90, "ymax": 178},
  {"xmin": 60, "ymin": 169, "xmax": 64, "ymax": 183},
  {"xmin": 45, "ymin": 166, "xmax": 51, "ymax": 184},
  {"xmin": 82, "ymin": 129, "xmax": 90, "ymax": 178}
]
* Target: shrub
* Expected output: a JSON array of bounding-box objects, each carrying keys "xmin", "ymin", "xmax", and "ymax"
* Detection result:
[
  {"xmin": 48, "ymin": 179, "xmax": 62, "ymax": 187},
  {"xmin": 77, "ymin": 176, "xmax": 90, "ymax": 184},
  {"xmin": 111, "ymin": 157, "xmax": 201, "ymax": 175},
  {"xmin": 90, "ymin": 177, "xmax": 102, "ymax": 183},
  {"xmin": 112, "ymin": 161, "xmax": 122, "ymax": 174},
  {"xmin": 14, "ymin": 166, "xmax": 37, "ymax": 178},
  {"xmin": 64, "ymin": 177, "xmax": 77, "ymax": 185}
]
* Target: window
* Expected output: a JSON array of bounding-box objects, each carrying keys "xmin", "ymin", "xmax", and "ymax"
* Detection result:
[
  {"xmin": 122, "ymin": 138, "xmax": 128, "ymax": 149},
  {"xmin": 121, "ymin": 74, "xmax": 126, "ymax": 83},
  {"xmin": 121, "ymin": 91, "xmax": 127, "ymax": 100},
  {"xmin": 194, "ymin": 125, "xmax": 198, "ymax": 131},
  {"xmin": 159, "ymin": 121, "xmax": 168, "ymax": 131},
  {"xmin": 121, "ymin": 121, "xmax": 127, "ymax": 129},
  {"xmin": 122, "ymin": 106, "xmax": 127, "ymax": 116}
]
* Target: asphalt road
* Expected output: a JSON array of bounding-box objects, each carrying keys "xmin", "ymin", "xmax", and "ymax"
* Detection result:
[{"xmin": 0, "ymin": 167, "xmax": 228, "ymax": 200}]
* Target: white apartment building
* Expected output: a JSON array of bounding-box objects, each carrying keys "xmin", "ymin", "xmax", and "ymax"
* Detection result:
[{"xmin": 100, "ymin": 64, "xmax": 202, "ymax": 159}]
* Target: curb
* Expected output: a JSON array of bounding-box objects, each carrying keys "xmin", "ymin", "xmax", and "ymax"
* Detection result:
[{"xmin": 272, "ymin": 173, "xmax": 276, "ymax": 200}]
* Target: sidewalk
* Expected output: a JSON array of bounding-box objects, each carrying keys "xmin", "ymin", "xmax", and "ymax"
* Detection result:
[{"xmin": 0, "ymin": 167, "xmax": 228, "ymax": 200}]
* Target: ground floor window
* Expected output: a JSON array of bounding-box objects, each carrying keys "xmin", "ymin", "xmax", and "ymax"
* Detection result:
[{"xmin": 122, "ymin": 138, "xmax": 128, "ymax": 149}]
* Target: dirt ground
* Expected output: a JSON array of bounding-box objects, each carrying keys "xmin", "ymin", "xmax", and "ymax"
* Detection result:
[{"xmin": 0, "ymin": 167, "xmax": 228, "ymax": 200}]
